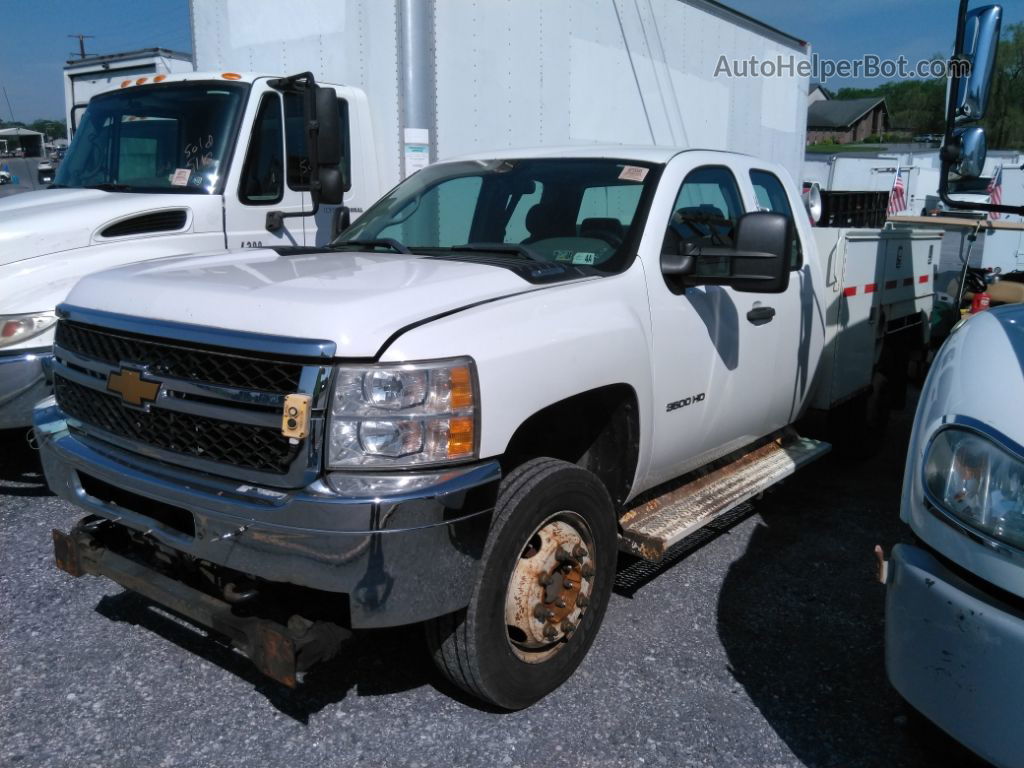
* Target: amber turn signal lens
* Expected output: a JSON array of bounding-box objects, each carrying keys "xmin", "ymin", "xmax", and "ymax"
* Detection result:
[
  {"xmin": 450, "ymin": 366, "xmax": 473, "ymax": 410},
  {"xmin": 447, "ymin": 417, "xmax": 475, "ymax": 458}
]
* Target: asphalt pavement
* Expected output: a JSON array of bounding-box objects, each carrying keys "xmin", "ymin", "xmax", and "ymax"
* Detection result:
[
  {"xmin": 0, "ymin": 404, "xmax": 992, "ymax": 768},
  {"xmin": 0, "ymin": 157, "xmax": 49, "ymax": 198}
]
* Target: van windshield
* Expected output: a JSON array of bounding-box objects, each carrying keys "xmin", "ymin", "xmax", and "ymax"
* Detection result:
[
  {"xmin": 339, "ymin": 157, "xmax": 660, "ymax": 273},
  {"xmin": 54, "ymin": 82, "xmax": 248, "ymax": 194}
]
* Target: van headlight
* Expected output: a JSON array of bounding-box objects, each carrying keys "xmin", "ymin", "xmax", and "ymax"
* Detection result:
[
  {"xmin": 0, "ymin": 312, "xmax": 57, "ymax": 349},
  {"xmin": 326, "ymin": 357, "xmax": 478, "ymax": 468},
  {"xmin": 924, "ymin": 427, "xmax": 1024, "ymax": 549}
]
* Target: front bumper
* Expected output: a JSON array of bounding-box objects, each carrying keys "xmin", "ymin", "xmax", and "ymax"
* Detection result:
[
  {"xmin": 885, "ymin": 542, "xmax": 1024, "ymax": 768},
  {"xmin": 0, "ymin": 348, "xmax": 52, "ymax": 429},
  {"xmin": 35, "ymin": 398, "xmax": 500, "ymax": 628}
]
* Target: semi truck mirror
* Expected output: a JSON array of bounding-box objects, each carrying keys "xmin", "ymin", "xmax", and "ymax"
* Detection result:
[
  {"xmin": 948, "ymin": 125, "xmax": 987, "ymax": 178},
  {"xmin": 314, "ymin": 87, "xmax": 342, "ymax": 166},
  {"xmin": 953, "ymin": 4, "xmax": 1002, "ymax": 122},
  {"xmin": 318, "ymin": 167, "xmax": 345, "ymax": 206}
]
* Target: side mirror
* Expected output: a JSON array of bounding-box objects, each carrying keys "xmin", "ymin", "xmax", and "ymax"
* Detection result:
[
  {"xmin": 308, "ymin": 86, "xmax": 344, "ymax": 205},
  {"xmin": 728, "ymin": 212, "xmax": 791, "ymax": 293},
  {"xmin": 948, "ymin": 125, "xmax": 987, "ymax": 178},
  {"xmin": 660, "ymin": 211, "xmax": 791, "ymax": 294},
  {"xmin": 954, "ymin": 5, "xmax": 1002, "ymax": 122}
]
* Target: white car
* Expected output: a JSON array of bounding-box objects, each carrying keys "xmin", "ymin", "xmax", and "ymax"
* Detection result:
[
  {"xmin": 885, "ymin": 304, "xmax": 1024, "ymax": 768},
  {"xmin": 0, "ymin": 168, "xmax": 10, "ymax": 185}
]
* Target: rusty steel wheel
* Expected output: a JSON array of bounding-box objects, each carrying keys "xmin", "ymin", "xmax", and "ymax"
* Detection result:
[
  {"xmin": 504, "ymin": 511, "xmax": 597, "ymax": 663},
  {"xmin": 426, "ymin": 457, "xmax": 616, "ymax": 710}
]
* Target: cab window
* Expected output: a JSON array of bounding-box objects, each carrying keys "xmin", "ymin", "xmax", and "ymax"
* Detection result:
[
  {"xmin": 239, "ymin": 94, "xmax": 283, "ymax": 205},
  {"xmin": 750, "ymin": 169, "xmax": 801, "ymax": 269},
  {"xmin": 664, "ymin": 165, "xmax": 744, "ymax": 254}
]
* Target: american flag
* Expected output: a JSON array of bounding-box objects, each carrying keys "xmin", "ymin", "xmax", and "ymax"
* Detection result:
[
  {"xmin": 886, "ymin": 166, "xmax": 906, "ymax": 216},
  {"xmin": 987, "ymin": 166, "xmax": 1003, "ymax": 219}
]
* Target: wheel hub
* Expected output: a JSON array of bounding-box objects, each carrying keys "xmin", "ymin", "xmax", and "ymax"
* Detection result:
[{"xmin": 504, "ymin": 513, "xmax": 596, "ymax": 662}]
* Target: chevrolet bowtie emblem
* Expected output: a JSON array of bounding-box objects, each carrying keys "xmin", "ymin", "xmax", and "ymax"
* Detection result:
[{"xmin": 106, "ymin": 368, "xmax": 161, "ymax": 406}]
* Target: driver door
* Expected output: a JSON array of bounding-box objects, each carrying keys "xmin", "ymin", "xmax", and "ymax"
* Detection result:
[
  {"xmin": 223, "ymin": 86, "xmax": 306, "ymax": 249},
  {"xmin": 642, "ymin": 155, "xmax": 792, "ymax": 488}
]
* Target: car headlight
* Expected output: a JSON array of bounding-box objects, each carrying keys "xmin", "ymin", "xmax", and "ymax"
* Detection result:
[
  {"xmin": 924, "ymin": 427, "xmax": 1024, "ymax": 549},
  {"xmin": 327, "ymin": 357, "xmax": 478, "ymax": 468},
  {"xmin": 0, "ymin": 312, "xmax": 57, "ymax": 349}
]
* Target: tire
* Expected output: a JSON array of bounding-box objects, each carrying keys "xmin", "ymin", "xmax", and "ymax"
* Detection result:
[{"xmin": 426, "ymin": 457, "xmax": 617, "ymax": 710}]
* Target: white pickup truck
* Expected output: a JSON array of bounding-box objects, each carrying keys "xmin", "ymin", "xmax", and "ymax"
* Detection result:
[{"xmin": 37, "ymin": 146, "xmax": 935, "ymax": 709}]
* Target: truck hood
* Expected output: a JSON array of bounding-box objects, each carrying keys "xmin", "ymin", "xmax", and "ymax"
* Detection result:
[
  {"xmin": 65, "ymin": 248, "xmax": 569, "ymax": 358},
  {"xmin": 0, "ymin": 188, "xmax": 218, "ymax": 266}
]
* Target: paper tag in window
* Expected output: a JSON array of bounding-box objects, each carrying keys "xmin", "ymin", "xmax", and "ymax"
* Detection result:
[
  {"xmin": 618, "ymin": 165, "xmax": 649, "ymax": 182},
  {"xmin": 171, "ymin": 168, "xmax": 190, "ymax": 186},
  {"xmin": 572, "ymin": 252, "xmax": 596, "ymax": 265},
  {"xmin": 553, "ymin": 250, "xmax": 574, "ymax": 262}
]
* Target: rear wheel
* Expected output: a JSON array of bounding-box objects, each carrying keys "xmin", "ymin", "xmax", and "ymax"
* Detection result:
[{"xmin": 426, "ymin": 457, "xmax": 617, "ymax": 710}]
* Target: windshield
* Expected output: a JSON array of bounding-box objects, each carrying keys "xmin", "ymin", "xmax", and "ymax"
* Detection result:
[
  {"xmin": 55, "ymin": 82, "xmax": 248, "ymax": 194},
  {"xmin": 340, "ymin": 157, "xmax": 660, "ymax": 273}
]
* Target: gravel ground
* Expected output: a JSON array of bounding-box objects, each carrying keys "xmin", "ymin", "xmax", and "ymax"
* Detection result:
[{"xmin": 0, "ymin": 406, "xmax": 991, "ymax": 768}]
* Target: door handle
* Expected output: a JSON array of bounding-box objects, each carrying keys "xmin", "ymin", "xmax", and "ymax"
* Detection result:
[{"xmin": 746, "ymin": 306, "xmax": 776, "ymax": 325}]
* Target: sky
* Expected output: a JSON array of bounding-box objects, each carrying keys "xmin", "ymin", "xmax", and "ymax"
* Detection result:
[{"xmin": 0, "ymin": 0, "xmax": 1021, "ymax": 123}]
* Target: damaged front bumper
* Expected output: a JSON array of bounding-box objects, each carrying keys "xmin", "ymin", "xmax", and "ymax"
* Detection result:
[
  {"xmin": 36, "ymin": 397, "xmax": 500, "ymax": 632},
  {"xmin": 0, "ymin": 348, "xmax": 53, "ymax": 429}
]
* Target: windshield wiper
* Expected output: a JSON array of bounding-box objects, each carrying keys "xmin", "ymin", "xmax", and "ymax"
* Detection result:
[
  {"xmin": 85, "ymin": 183, "xmax": 134, "ymax": 192},
  {"xmin": 450, "ymin": 242, "xmax": 547, "ymax": 263},
  {"xmin": 330, "ymin": 238, "xmax": 411, "ymax": 254}
]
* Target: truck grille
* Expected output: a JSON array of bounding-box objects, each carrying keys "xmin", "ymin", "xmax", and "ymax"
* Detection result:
[
  {"xmin": 55, "ymin": 321, "xmax": 303, "ymax": 393},
  {"xmin": 51, "ymin": 319, "xmax": 321, "ymax": 479},
  {"xmin": 54, "ymin": 377, "xmax": 300, "ymax": 474}
]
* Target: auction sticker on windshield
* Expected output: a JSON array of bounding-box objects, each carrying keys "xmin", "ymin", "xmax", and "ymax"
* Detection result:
[
  {"xmin": 618, "ymin": 165, "xmax": 649, "ymax": 182},
  {"xmin": 171, "ymin": 169, "xmax": 191, "ymax": 186}
]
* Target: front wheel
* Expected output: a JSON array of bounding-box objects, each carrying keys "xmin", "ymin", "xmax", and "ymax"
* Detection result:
[{"xmin": 426, "ymin": 457, "xmax": 617, "ymax": 710}]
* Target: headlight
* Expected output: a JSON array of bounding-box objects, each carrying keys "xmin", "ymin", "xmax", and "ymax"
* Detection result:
[
  {"xmin": 327, "ymin": 357, "xmax": 478, "ymax": 468},
  {"xmin": 0, "ymin": 312, "xmax": 57, "ymax": 349},
  {"xmin": 924, "ymin": 427, "xmax": 1024, "ymax": 549}
]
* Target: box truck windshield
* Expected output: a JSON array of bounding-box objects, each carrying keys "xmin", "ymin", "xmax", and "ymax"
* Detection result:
[{"xmin": 53, "ymin": 82, "xmax": 248, "ymax": 194}]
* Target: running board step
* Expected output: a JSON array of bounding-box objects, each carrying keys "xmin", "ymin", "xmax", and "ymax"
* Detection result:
[{"xmin": 618, "ymin": 432, "xmax": 830, "ymax": 561}]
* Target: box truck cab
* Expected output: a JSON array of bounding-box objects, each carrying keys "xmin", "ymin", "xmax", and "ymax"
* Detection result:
[{"xmin": 0, "ymin": 71, "xmax": 375, "ymax": 428}]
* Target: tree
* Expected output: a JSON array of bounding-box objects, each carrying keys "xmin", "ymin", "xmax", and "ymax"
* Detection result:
[
  {"xmin": 829, "ymin": 24, "xmax": 1024, "ymax": 149},
  {"xmin": 28, "ymin": 119, "xmax": 67, "ymax": 140}
]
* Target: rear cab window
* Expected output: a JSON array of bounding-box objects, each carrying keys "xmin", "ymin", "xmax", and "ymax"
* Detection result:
[{"xmin": 749, "ymin": 168, "xmax": 802, "ymax": 269}]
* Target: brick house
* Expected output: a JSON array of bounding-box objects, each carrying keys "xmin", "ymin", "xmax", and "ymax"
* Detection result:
[{"xmin": 807, "ymin": 97, "xmax": 889, "ymax": 144}]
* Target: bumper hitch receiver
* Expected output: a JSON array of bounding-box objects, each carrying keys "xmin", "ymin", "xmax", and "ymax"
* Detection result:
[{"xmin": 51, "ymin": 523, "xmax": 352, "ymax": 688}]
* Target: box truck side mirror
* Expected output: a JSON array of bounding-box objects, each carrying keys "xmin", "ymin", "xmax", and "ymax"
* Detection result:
[
  {"xmin": 312, "ymin": 86, "xmax": 344, "ymax": 206},
  {"xmin": 953, "ymin": 4, "xmax": 1002, "ymax": 122}
]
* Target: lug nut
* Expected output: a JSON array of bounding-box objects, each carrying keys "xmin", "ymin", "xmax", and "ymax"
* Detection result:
[
  {"xmin": 581, "ymin": 564, "xmax": 595, "ymax": 580},
  {"xmin": 573, "ymin": 544, "xmax": 588, "ymax": 559},
  {"xmin": 543, "ymin": 624, "xmax": 558, "ymax": 639},
  {"xmin": 538, "ymin": 572, "xmax": 553, "ymax": 586},
  {"xmin": 534, "ymin": 604, "xmax": 554, "ymax": 621},
  {"xmin": 560, "ymin": 619, "xmax": 576, "ymax": 634},
  {"xmin": 577, "ymin": 594, "xmax": 589, "ymax": 608},
  {"xmin": 554, "ymin": 598, "xmax": 566, "ymax": 609},
  {"xmin": 555, "ymin": 549, "xmax": 571, "ymax": 563},
  {"xmin": 563, "ymin": 578, "xmax": 575, "ymax": 589}
]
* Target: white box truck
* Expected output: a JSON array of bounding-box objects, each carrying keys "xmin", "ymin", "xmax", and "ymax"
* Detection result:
[
  {"xmin": 63, "ymin": 48, "xmax": 195, "ymax": 138},
  {"xmin": 0, "ymin": 0, "xmax": 811, "ymax": 429}
]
